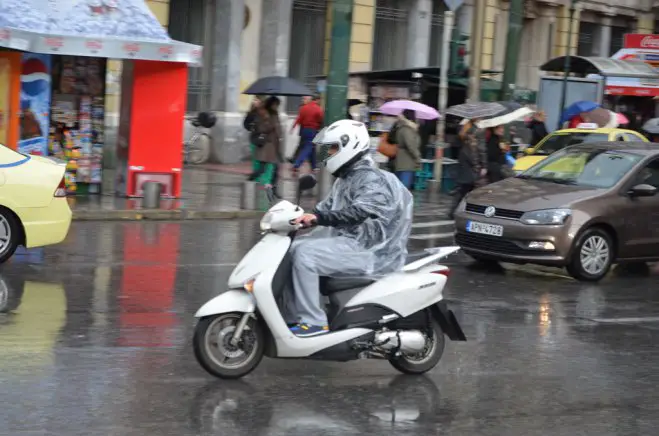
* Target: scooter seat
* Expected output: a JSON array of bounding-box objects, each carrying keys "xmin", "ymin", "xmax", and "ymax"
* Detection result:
[{"xmin": 320, "ymin": 276, "xmax": 376, "ymax": 295}]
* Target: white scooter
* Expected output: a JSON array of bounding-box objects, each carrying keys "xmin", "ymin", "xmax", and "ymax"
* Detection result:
[{"xmin": 193, "ymin": 175, "xmax": 466, "ymax": 379}]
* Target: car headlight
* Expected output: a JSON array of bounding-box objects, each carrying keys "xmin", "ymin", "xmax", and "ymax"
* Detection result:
[
  {"xmin": 520, "ymin": 208, "xmax": 571, "ymax": 225},
  {"xmin": 260, "ymin": 212, "xmax": 274, "ymax": 231}
]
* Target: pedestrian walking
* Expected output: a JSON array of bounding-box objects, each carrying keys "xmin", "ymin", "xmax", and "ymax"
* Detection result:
[
  {"xmin": 252, "ymin": 97, "xmax": 283, "ymax": 189},
  {"xmin": 391, "ymin": 109, "xmax": 422, "ymax": 190},
  {"xmin": 243, "ymin": 96, "xmax": 262, "ymax": 181},
  {"xmin": 449, "ymin": 119, "xmax": 487, "ymax": 219},
  {"xmin": 290, "ymin": 95, "xmax": 323, "ymax": 176},
  {"xmin": 527, "ymin": 110, "xmax": 548, "ymax": 146}
]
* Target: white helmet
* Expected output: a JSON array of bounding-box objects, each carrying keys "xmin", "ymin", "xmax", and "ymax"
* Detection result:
[{"xmin": 313, "ymin": 119, "xmax": 370, "ymax": 175}]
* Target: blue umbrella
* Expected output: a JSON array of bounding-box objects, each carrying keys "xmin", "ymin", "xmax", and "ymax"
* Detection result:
[{"xmin": 560, "ymin": 101, "xmax": 600, "ymax": 123}]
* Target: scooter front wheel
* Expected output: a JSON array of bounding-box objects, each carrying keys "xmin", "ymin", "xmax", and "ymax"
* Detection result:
[
  {"xmin": 193, "ymin": 312, "xmax": 265, "ymax": 379},
  {"xmin": 388, "ymin": 317, "xmax": 446, "ymax": 375}
]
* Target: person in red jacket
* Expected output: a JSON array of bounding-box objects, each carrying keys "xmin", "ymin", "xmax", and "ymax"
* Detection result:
[{"xmin": 291, "ymin": 95, "xmax": 324, "ymax": 175}]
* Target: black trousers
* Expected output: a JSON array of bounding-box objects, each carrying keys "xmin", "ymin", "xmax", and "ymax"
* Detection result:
[{"xmin": 450, "ymin": 183, "xmax": 475, "ymax": 218}]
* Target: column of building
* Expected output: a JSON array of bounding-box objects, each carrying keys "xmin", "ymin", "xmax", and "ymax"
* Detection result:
[
  {"xmin": 596, "ymin": 15, "xmax": 612, "ymax": 57},
  {"xmin": 481, "ymin": 0, "xmax": 498, "ymax": 71},
  {"xmin": 323, "ymin": 0, "xmax": 376, "ymax": 74},
  {"xmin": 553, "ymin": 3, "xmax": 580, "ymax": 57},
  {"xmin": 635, "ymin": 12, "xmax": 654, "ymax": 34},
  {"xmin": 405, "ymin": 0, "xmax": 432, "ymax": 68}
]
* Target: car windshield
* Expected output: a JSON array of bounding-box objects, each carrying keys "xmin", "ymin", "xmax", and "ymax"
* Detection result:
[
  {"xmin": 536, "ymin": 133, "xmax": 609, "ymax": 155},
  {"xmin": 519, "ymin": 148, "xmax": 642, "ymax": 188}
]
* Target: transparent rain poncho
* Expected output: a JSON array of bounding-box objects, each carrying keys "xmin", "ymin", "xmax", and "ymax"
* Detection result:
[{"xmin": 296, "ymin": 157, "xmax": 414, "ymax": 277}]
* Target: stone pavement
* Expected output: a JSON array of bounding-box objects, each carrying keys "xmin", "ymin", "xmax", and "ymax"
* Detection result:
[{"xmin": 70, "ymin": 164, "xmax": 454, "ymax": 227}]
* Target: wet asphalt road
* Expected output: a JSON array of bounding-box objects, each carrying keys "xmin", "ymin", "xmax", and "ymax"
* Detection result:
[{"xmin": 3, "ymin": 220, "xmax": 659, "ymax": 435}]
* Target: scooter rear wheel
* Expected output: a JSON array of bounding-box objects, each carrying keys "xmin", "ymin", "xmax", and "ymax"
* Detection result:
[
  {"xmin": 193, "ymin": 313, "xmax": 265, "ymax": 379},
  {"xmin": 388, "ymin": 318, "xmax": 446, "ymax": 375}
]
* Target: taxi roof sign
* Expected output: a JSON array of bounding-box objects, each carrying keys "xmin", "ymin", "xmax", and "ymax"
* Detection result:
[{"xmin": 576, "ymin": 123, "xmax": 599, "ymax": 129}]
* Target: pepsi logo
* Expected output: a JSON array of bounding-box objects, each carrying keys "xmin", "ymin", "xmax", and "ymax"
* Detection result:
[{"xmin": 21, "ymin": 57, "xmax": 50, "ymax": 97}]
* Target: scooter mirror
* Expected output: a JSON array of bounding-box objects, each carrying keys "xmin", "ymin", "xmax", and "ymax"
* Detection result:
[{"xmin": 298, "ymin": 174, "xmax": 317, "ymax": 191}]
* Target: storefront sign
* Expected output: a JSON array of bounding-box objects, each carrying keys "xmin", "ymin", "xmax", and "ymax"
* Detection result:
[
  {"xmin": 606, "ymin": 86, "xmax": 659, "ymax": 97},
  {"xmin": 624, "ymin": 34, "xmax": 659, "ymax": 50}
]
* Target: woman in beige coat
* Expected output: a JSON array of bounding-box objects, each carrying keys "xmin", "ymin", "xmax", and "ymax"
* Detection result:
[{"xmin": 252, "ymin": 97, "xmax": 282, "ymax": 187}]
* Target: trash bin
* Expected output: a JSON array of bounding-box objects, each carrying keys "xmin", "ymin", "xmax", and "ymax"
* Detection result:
[{"xmin": 141, "ymin": 181, "xmax": 162, "ymax": 209}]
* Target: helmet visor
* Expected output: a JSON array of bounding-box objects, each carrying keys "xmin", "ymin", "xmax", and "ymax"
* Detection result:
[{"xmin": 312, "ymin": 128, "xmax": 341, "ymax": 163}]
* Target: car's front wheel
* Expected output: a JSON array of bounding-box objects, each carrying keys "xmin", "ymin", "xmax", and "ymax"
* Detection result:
[
  {"xmin": 0, "ymin": 208, "xmax": 21, "ymax": 264},
  {"xmin": 567, "ymin": 227, "xmax": 614, "ymax": 282}
]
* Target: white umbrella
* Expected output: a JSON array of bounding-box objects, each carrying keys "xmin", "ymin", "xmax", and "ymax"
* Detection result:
[{"xmin": 476, "ymin": 107, "xmax": 535, "ymax": 129}]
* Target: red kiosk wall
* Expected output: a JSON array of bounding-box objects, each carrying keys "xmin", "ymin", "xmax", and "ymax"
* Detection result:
[{"xmin": 119, "ymin": 60, "xmax": 187, "ymax": 198}]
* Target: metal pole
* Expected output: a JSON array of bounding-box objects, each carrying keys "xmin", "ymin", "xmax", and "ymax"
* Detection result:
[
  {"xmin": 500, "ymin": 0, "xmax": 523, "ymax": 101},
  {"xmin": 557, "ymin": 0, "xmax": 577, "ymax": 130},
  {"xmin": 319, "ymin": 0, "xmax": 354, "ymax": 201},
  {"xmin": 467, "ymin": 0, "xmax": 485, "ymax": 102},
  {"xmin": 433, "ymin": 10, "xmax": 454, "ymax": 186}
]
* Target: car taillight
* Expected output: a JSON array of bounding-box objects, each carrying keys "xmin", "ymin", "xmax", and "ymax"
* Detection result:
[
  {"xmin": 54, "ymin": 178, "xmax": 66, "ymax": 197},
  {"xmin": 432, "ymin": 268, "xmax": 450, "ymax": 277}
]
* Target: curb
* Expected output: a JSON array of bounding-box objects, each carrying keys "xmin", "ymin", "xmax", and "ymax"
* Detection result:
[{"xmin": 72, "ymin": 209, "xmax": 265, "ymax": 221}]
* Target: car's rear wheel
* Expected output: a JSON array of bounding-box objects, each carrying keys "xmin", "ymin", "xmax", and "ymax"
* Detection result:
[
  {"xmin": 0, "ymin": 209, "xmax": 21, "ymax": 264},
  {"xmin": 567, "ymin": 227, "xmax": 613, "ymax": 282}
]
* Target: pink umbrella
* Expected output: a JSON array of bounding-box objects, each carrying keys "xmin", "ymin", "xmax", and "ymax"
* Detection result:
[
  {"xmin": 616, "ymin": 112, "xmax": 629, "ymax": 125},
  {"xmin": 378, "ymin": 100, "xmax": 441, "ymax": 120}
]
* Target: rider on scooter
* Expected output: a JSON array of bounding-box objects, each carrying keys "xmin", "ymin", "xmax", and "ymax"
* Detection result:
[{"xmin": 288, "ymin": 119, "xmax": 414, "ymax": 337}]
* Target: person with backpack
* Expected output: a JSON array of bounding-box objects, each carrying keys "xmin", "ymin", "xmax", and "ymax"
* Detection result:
[{"xmin": 243, "ymin": 96, "xmax": 263, "ymax": 181}]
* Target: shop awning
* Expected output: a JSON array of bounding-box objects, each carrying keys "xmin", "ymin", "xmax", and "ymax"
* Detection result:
[
  {"xmin": 540, "ymin": 56, "xmax": 658, "ymax": 79},
  {"xmin": 0, "ymin": 0, "xmax": 202, "ymax": 66}
]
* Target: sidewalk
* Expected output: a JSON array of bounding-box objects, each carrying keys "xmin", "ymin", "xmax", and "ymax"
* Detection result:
[{"xmin": 70, "ymin": 164, "xmax": 453, "ymax": 221}]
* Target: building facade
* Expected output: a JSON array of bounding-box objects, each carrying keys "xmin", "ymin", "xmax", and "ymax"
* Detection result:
[{"xmin": 104, "ymin": 0, "xmax": 659, "ymax": 163}]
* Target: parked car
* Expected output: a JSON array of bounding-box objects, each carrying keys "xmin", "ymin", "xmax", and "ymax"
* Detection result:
[
  {"xmin": 512, "ymin": 124, "xmax": 648, "ymax": 174},
  {"xmin": 454, "ymin": 142, "xmax": 659, "ymax": 281},
  {"xmin": 0, "ymin": 144, "xmax": 72, "ymax": 263}
]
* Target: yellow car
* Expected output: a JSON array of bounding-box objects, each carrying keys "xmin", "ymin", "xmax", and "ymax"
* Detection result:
[
  {"xmin": 0, "ymin": 145, "xmax": 72, "ymax": 263},
  {"xmin": 513, "ymin": 126, "xmax": 648, "ymax": 173}
]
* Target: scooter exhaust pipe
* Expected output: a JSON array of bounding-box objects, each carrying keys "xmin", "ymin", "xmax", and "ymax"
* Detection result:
[{"xmin": 374, "ymin": 330, "xmax": 426, "ymax": 354}]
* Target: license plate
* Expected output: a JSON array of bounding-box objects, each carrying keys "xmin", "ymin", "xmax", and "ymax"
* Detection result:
[{"xmin": 466, "ymin": 220, "xmax": 503, "ymax": 237}]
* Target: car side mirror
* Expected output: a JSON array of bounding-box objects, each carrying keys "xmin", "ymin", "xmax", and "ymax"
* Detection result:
[
  {"xmin": 296, "ymin": 174, "xmax": 317, "ymax": 204},
  {"xmin": 628, "ymin": 183, "xmax": 657, "ymax": 197}
]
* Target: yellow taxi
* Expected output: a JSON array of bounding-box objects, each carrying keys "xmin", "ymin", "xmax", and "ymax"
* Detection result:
[
  {"xmin": 513, "ymin": 124, "xmax": 649, "ymax": 173},
  {"xmin": 0, "ymin": 144, "xmax": 72, "ymax": 263}
]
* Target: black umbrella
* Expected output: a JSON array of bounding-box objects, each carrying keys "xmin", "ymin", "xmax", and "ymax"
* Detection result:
[
  {"xmin": 242, "ymin": 76, "xmax": 313, "ymax": 97},
  {"xmin": 348, "ymin": 99, "xmax": 364, "ymax": 107}
]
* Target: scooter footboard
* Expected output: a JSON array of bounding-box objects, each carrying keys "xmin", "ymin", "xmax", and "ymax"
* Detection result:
[
  {"xmin": 432, "ymin": 301, "xmax": 467, "ymax": 341},
  {"xmin": 194, "ymin": 290, "xmax": 256, "ymax": 318}
]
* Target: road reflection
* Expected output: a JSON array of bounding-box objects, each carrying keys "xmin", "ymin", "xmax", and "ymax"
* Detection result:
[{"xmin": 189, "ymin": 375, "xmax": 450, "ymax": 436}]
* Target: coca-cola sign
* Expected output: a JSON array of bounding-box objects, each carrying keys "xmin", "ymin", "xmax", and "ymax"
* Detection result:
[
  {"xmin": 624, "ymin": 34, "xmax": 659, "ymax": 50},
  {"xmin": 85, "ymin": 39, "xmax": 103, "ymax": 53},
  {"xmin": 123, "ymin": 42, "xmax": 140, "ymax": 56},
  {"xmin": 158, "ymin": 45, "xmax": 173, "ymax": 58},
  {"xmin": 44, "ymin": 37, "xmax": 64, "ymax": 51}
]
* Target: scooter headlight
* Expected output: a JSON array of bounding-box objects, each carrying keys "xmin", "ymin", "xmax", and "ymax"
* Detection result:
[{"xmin": 260, "ymin": 212, "xmax": 274, "ymax": 231}]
